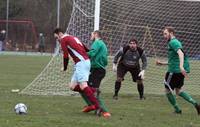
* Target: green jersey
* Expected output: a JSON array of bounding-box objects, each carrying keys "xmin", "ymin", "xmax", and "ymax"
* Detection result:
[
  {"xmin": 167, "ymin": 38, "xmax": 190, "ymax": 73},
  {"xmin": 87, "ymin": 39, "xmax": 108, "ymax": 69}
]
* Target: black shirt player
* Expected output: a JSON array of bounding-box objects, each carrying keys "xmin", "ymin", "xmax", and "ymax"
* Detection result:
[{"xmin": 112, "ymin": 38, "xmax": 147, "ymax": 100}]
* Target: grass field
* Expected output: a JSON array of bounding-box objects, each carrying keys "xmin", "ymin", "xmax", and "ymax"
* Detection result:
[{"xmin": 0, "ymin": 55, "xmax": 200, "ymax": 127}]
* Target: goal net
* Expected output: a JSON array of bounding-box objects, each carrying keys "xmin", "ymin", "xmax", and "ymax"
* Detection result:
[
  {"xmin": 20, "ymin": 0, "xmax": 200, "ymax": 95},
  {"xmin": 0, "ymin": 20, "xmax": 37, "ymax": 52}
]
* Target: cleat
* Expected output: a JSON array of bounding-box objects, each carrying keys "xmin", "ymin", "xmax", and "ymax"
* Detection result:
[
  {"xmin": 82, "ymin": 105, "xmax": 96, "ymax": 113},
  {"xmin": 173, "ymin": 110, "xmax": 182, "ymax": 114},
  {"xmin": 140, "ymin": 96, "xmax": 146, "ymax": 100},
  {"xmin": 195, "ymin": 104, "xmax": 200, "ymax": 115},
  {"xmin": 102, "ymin": 112, "xmax": 111, "ymax": 118},
  {"xmin": 113, "ymin": 95, "xmax": 118, "ymax": 100}
]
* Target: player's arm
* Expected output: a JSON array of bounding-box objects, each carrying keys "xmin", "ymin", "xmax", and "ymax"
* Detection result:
[
  {"xmin": 138, "ymin": 51, "xmax": 147, "ymax": 79},
  {"xmin": 112, "ymin": 47, "xmax": 123, "ymax": 72},
  {"xmin": 63, "ymin": 57, "xmax": 69, "ymax": 71},
  {"xmin": 113, "ymin": 47, "xmax": 123, "ymax": 64},
  {"xmin": 177, "ymin": 49, "xmax": 188, "ymax": 78},
  {"xmin": 60, "ymin": 41, "xmax": 69, "ymax": 71},
  {"xmin": 87, "ymin": 41, "xmax": 100, "ymax": 58},
  {"xmin": 141, "ymin": 51, "xmax": 147, "ymax": 70},
  {"xmin": 83, "ymin": 43, "xmax": 89, "ymax": 52},
  {"xmin": 156, "ymin": 59, "xmax": 168, "ymax": 65}
]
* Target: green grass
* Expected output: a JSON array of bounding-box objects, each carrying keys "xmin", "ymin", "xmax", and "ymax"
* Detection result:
[{"xmin": 0, "ymin": 55, "xmax": 200, "ymax": 127}]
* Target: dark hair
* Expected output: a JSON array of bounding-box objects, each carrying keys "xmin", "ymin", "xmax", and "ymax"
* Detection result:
[
  {"xmin": 164, "ymin": 26, "xmax": 175, "ymax": 34},
  {"xmin": 129, "ymin": 38, "xmax": 138, "ymax": 44},
  {"xmin": 53, "ymin": 28, "xmax": 64, "ymax": 34},
  {"xmin": 94, "ymin": 30, "xmax": 102, "ymax": 38}
]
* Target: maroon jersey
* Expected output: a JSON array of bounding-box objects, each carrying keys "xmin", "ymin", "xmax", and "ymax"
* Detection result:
[{"xmin": 60, "ymin": 34, "xmax": 89, "ymax": 63}]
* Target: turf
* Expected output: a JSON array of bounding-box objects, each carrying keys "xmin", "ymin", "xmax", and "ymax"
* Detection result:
[{"xmin": 0, "ymin": 55, "xmax": 200, "ymax": 127}]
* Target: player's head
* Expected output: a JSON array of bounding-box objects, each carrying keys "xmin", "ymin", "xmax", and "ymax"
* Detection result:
[
  {"xmin": 129, "ymin": 38, "xmax": 138, "ymax": 49},
  {"xmin": 53, "ymin": 28, "xmax": 64, "ymax": 39},
  {"xmin": 90, "ymin": 30, "xmax": 102, "ymax": 41},
  {"xmin": 1, "ymin": 30, "xmax": 6, "ymax": 34},
  {"xmin": 163, "ymin": 26, "xmax": 175, "ymax": 41}
]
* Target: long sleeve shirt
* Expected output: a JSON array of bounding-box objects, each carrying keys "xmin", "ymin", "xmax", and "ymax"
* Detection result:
[
  {"xmin": 87, "ymin": 39, "xmax": 108, "ymax": 69},
  {"xmin": 113, "ymin": 46, "xmax": 147, "ymax": 70}
]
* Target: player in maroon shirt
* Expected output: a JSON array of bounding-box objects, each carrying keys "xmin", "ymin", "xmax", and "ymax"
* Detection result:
[{"xmin": 54, "ymin": 28, "xmax": 101, "ymax": 115}]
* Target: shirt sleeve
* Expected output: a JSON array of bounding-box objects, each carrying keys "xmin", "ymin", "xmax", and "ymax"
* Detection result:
[
  {"xmin": 113, "ymin": 47, "xmax": 123, "ymax": 64},
  {"xmin": 87, "ymin": 41, "xmax": 100, "ymax": 58},
  {"xmin": 140, "ymin": 51, "xmax": 147, "ymax": 70},
  {"xmin": 60, "ymin": 39, "xmax": 69, "ymax": 59},
  {"xmin": 170, "ymin": 40, "xmax": 182, "ymax": 52}
]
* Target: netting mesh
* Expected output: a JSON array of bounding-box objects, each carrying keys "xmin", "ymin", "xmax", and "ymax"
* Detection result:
[
  {"xmin": 20, "ymin": 0, "xmax": 200, "ymax": 95},
  {"xmin": 0, "ymin": 20, "xmax": 37, "ymax": 52}
]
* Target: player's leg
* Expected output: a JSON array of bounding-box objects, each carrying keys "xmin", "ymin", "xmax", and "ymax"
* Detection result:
[
  {"xmin": 176, "ymin": 88, "xmax": 200, "ymax": 115},
  {"xmin": 88, "ymin": 68, "xmax": 105, "ymax": 95},
  {"xmin": 88, "ymin": 68, "xmax": 111, "ymax": 117},
  {"xmin": 113, "ymin": 63, "xmax": 127, "ymax": 100},
  {"xmin": 82, "ymin": 68, "xmax": 101, "ymax": 112},
  {"xmin": 69, "ymin": 67, "xmax": 92, "ymax": 106},
  {"xmin": 80, "ymin": 92, "xmax": 92, "ymax": 106},
  {"xmin": 136, "ymin": 80, "xmax": 144, "ymax": 100},
  {"xmin": 175, "ymin": 75, "xmax": 198, "ymax": 106},
  {"xmin": 174, "ymin": 74, "xmax": 200, "ymax": 115},
  {"xmin": 130, "ymin": 68, "xmax": 145, "ymax": 100},
  {"xmin": 82, "ymin": 68, "xmax": 104, "ymax": 107},
  {"xmin": 76, "ymin": 60, "xmax": 100, "ymax": 111},
  {"xmin": 69, "ymin": 81, "xmax": 92, "ymax": 106},
  {"xmin": 42, "ymin": 45, "xmax": 45, "ymax": 52},
  {"xmin": 164, "ymin": 72, "xmax": 182, "ymax": 114}
]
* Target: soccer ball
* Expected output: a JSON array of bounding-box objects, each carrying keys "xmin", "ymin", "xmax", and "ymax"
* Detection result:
[{"xmin": 14, "ymin": 103, "xmax": 27, "ymax": 114}]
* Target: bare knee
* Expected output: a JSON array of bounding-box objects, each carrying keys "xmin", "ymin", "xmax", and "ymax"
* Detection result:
[
  {"xmin": 175, "ymin": 88, "xmax": 182, "ymax": 95},
  {"xmin": 165, "ymin": 88, "xmax": 171, "ymax": 94},
  {"xmin": 79, "ymin": 82, "xmax": 88, "ymax": 90},
  {"xmin": 69, "ymin": 84, "xmax": 75, "ymax": 90},
  {"xmin": 69, "ymin": 82, "xmax": 77, "ymax": 90}
]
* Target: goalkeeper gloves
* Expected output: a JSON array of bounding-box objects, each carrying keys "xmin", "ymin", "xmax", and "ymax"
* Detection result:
[
  {"xmin": 112, "ymin": 63, "xmax": 117, "ymax": 72},
  {"xmin": 138, "ymin": 70, "xmax": 145, "ymax": 79}
]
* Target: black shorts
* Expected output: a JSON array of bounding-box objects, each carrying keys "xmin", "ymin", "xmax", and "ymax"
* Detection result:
[
  {"xmin": 88, "ymin": 68, "xmax": 106, "ymax": 88},
  {"xmin": 164, "ymin": 72, "xmax": 184, "ymax": 90},
  {"xmin": 117, "ymin": 63, "xmax": 141, "ymax": 82}
]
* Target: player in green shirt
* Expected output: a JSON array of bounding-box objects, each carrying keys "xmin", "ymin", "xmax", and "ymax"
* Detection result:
[
  {"xmin": 156, "ymin": 26, "xmax": 200, "ymax": 115},
  {"xmin": 81, "ymin": 30, "xmax": 111, "ymax": 118}
]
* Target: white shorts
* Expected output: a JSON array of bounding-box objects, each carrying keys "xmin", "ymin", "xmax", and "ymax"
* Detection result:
[{"xmin": 71, "ymin": 59, "xmax": 91, "ymax": 83}]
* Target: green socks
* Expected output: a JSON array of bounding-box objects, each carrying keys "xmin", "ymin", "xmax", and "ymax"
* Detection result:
[
  {"xmin": 166, "ymin": 92, "xmax": 181, "ymax": 112},
  {"xmin": 80, "ymin": 92, "xmax": 92, "ymax": 105},
  {"xmin": 166, "ymin": 91, "xmax": 198, "ymax": 113},
  {"xmin": 179, "ymin": 91, "xmax": 198, "ymax": 106},
  {"xmin": 97, "ymin": 96, "xmax": 109, "ymax": 112},
  {"xmin": 80, "ymin": 92, "xmax": 109, "ymax": 112}
]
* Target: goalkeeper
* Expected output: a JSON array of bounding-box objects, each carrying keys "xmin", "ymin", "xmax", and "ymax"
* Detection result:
[
  {"xmin": 112, "ymin": 38, "xmax": 147, "ymax": 100},
  {"xmin": 80, "ymin": 30, "xmax": 111, "ymax": 118}
]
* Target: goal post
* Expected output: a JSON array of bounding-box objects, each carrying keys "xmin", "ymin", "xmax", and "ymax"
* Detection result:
[
  {"xmin": 20, "ymin": 0, "xmax": 200, "ymax": 96},
  {"xmin": 94, "ymin": 0, "xmax": 100, "ymax": 31},
  {"xmin": 0, "ymin": 19, "xmax": 37, "ymax": 52}
]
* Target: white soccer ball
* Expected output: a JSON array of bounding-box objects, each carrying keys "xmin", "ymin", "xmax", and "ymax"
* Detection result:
[{"xmin": 14, "ymin": 103, "xmax": 27, "ymax": 114}]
